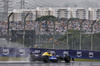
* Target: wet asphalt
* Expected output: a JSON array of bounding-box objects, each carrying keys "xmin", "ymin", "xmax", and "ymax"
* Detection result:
[{"xmin": 0, "ymin": 61, "xmax": 100, "ymax": 66}]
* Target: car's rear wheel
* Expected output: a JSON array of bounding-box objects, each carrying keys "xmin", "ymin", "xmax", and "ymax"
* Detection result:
[{"xmin": 64, "ymin": 55, "xmax": 70, "ymax": 63}]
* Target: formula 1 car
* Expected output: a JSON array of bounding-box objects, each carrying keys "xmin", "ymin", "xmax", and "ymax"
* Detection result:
[
  {"xmin": 42, "ymin": 52, "xmax": 71, "ymax": 63},
  {"xmin": 29, "ymin": 51, "xmax": 71, "ymax": 63}
]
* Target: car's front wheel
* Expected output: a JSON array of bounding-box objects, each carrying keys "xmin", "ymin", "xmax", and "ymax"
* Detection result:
[{"xmin": 42, "ymin": 56, "xmax": 49, "ymax": 63}]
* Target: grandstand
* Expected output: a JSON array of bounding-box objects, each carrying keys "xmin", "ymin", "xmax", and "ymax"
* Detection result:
[{"xmin": 0, "ymin": 19, "xmax": 100, "ymax": 36}]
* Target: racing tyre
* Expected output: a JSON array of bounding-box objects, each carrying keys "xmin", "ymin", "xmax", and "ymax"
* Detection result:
[
  {"xmin": 42, "ymin": 56, "xmax": 49, "ymax": 63},
  {"xmin": 64, "ymin": 55, "xmax": 70, "ymax": 63}
]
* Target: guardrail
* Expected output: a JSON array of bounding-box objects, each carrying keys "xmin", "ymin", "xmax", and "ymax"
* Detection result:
[{"xmin": 0, "ymin": 47, "xmax": 100, "ymax": 60}]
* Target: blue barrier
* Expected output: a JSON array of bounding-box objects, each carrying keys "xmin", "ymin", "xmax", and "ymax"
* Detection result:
[{"xmin": 0, "ymin": 47, "xmax": 100, "ymax": 60}]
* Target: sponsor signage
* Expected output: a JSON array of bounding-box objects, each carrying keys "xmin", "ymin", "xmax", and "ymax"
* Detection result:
[{"xmin": 0, "ymin": 47, "xmax": 100, "ymax": 60}]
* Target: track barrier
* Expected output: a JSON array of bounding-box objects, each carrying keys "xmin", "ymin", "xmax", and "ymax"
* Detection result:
[{"xmin": 0, "ymin": 47, "xmax": 100, "ymax": 60}]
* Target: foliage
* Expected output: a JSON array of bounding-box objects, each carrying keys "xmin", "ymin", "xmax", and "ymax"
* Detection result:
[
  {"xmin": 35, "ymin": 15, "xmax": 57, "ymax": 21},
  {"xmin": 58, "ymin": 18, "xmax": 68, "ymax": 21}
]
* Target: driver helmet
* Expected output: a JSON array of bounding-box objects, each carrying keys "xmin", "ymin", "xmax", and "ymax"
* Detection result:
[{"xmin": 47, "ymin": 50, "xmax": 51, "ymax": 54}]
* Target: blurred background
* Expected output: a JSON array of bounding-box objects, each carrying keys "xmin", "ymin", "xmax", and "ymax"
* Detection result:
[{"xmin": 0, "ymin": 0, "xmax": 100, "ymax": 51}]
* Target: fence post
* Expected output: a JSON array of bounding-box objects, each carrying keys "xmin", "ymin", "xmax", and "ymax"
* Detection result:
[
  {"xmin": 7, "ymin": 12, "xmax": 13, "ymax": 43},
  {"xmin": 23, "ymin": 13, "xmax": 30, "ymax": 47}
]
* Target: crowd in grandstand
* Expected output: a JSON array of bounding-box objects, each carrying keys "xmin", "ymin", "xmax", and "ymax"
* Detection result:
[
  {"xmin": 0, "ymin": 21, "xmax": 8, "ymax": 36},
  {"xmin": 0, "ymin": 20, "xmax": 100, "ymax": 36}
]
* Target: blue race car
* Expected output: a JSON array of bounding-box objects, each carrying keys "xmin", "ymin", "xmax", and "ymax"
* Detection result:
[
  {"xmin": 41, "ymin": 53, "xmax": 71, "ymax": 63},
  {"xmin": 29, "ymin": 51, "xmax": 72, "ymax": 63}
]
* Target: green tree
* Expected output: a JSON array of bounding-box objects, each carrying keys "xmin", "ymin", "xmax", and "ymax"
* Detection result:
[{"xmin": 35, "ymin": 15, "xmax": 57, "ymax": 21}]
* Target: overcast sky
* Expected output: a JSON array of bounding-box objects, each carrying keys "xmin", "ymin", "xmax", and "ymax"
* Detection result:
[
  {"xmin": 13, "ymin": 0, "xmax": 100, "ymax": 9},
  {"xmin": 42, "ymin": 0, "xmax": 100, "ymax": 7}
]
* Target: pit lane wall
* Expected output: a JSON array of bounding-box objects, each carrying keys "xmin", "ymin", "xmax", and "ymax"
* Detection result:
[{"xmin": 0, "ymin": 47, "xmax": 100, "ymax": 60}]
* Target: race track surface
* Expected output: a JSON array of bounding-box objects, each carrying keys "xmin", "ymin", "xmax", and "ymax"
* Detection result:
[{"xmin": 0, "ymin": 61, "xmax": 100, "ymax": 66}]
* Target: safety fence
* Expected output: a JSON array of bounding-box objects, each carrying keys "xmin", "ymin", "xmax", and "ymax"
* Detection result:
[{"xmin": 0, "ymin": 47, "xmax": 100, "ymax": 60}]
